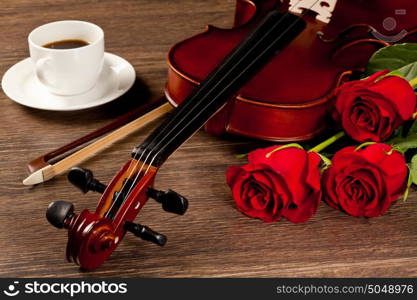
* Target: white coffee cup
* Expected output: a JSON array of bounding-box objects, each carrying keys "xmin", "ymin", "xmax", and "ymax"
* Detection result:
[{"xmin": 28, "ymin": 20, "xmax": 104, "ymax": 96}]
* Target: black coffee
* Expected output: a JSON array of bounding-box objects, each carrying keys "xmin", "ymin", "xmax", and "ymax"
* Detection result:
[{"xmin": 43, "ymin": 39, "xmax": 89, "ymax": 49}]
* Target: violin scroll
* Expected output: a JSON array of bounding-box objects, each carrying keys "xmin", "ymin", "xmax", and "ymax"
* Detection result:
[{"xmin": 46, "ymin": 160, "xmax": 189, "ymax": 270}]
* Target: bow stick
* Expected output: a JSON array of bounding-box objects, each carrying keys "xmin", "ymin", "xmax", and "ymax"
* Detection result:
[{"xmin": 23, "ymin": 100, "xmax": 172, "ymax": 185}]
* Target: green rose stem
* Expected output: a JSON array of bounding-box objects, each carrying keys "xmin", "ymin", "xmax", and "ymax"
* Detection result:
[
  {"xmin": 309, "ymin": 131, "xmax": 346, "ymax": 153},
  {"xmin": 409, "ymin": 77, "xmax": 417, "ymax": 88},
  {"xmin": 264, "ymin": 131, "xmax": 346, "ymax": 159}
]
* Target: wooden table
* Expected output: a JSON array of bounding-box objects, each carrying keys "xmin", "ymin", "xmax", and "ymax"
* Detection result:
[{"xmin": 1, "ymin": 0, "xmax": 417, "ymax": 278}]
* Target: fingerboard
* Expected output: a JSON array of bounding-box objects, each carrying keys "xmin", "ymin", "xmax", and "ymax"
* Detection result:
[{"xmin": 132, "ymin": 11, "xmax": 306, "ymax": 167}]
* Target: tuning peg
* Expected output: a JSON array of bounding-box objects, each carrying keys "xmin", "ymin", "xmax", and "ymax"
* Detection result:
[
  {"xmin": 147, "ymin": 188, "xmax": 188, "ymax": 215},
  {"xmin": 46, "ymin": 201, "xmax": 75, "ymax": 229},
  {"xmin": 67, "ymin": 167, "xmax": 107, "ymax": 194},
  {"xmin": 124, "ymin": 221, "xmax": 167, "ymax": 246}
]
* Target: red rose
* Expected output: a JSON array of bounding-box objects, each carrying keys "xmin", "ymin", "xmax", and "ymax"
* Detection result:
[
  {"xmin": 333, "ymin": 70, "xmax": 416, "ymax": 142},
  {"xmin": 322, "ymin": 143, "xmax": 408, "ymax": 218},
  {"xmin": 226, "ymin": 146, "xmax": 322, "ymax": 223}
]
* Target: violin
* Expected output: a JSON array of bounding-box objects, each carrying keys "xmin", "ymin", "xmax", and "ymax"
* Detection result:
[
  {"xmin": 45, "ymin": 0, "xmax": 417, "ymax": 270},
  {"xmin": 167, "ymin": 0, "xmax": 417, "ymax": 141}
]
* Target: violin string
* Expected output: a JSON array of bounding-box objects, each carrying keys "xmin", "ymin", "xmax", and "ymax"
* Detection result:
[
  {"xmin": 136, "ymin": 0, "xmax": 319, "ymax": 168},
  {"xmin": 138, "ymin": 0, "xmax": 321, "ymax": 177},
  {"xmin": 134, "ymin": 0, "xmax": 309, "ymax": 162},
  {"xmin": 105, "ymin": 2, "xmax": 303, "ymax": 217},
  {"xmin": 130, "ymin": 0, "xmax": 321, "ymax": 189},
  {"xmin": 121, "ymin": 0, "xmax": 320, "ymax": 209},
  {"xmin": 126, "ymin": 3, "xmax": 307, "ymax": 195},
  {"xmin": 134, "ymin": 15, "xmax": 292, "ymax": 171},
  {"xmin": 107, "ymin": 0, "xmax": 318, "ymax": 217}
]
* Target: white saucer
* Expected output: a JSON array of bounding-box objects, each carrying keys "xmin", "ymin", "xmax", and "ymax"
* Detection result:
[{"xmin": 1, "ymin": 52, "xmax": 136, "ymax": 111}]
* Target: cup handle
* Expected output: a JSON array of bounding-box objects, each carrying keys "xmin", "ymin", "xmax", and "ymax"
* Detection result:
[{"xmin": 35, "ymin": 57, "xmax": 55, "ymax": 89}]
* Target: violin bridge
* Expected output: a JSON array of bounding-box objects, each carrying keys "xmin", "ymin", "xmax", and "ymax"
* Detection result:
[{"xmin": 289, "ymin": 0, "xmax": 338, "ymax": 24}]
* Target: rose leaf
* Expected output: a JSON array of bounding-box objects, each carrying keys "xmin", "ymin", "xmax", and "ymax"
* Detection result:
[
  {"xmin": 390, "ymin": 62, "xmax": 417, "ymax": 82},
  {"xmin": 410, "ymin": 154, "xmax": 417, "ymax": 186},
  {"xmin": 387, "ymin": 126, "xmax": 408, "ymax": 145},
  {"xmin": 390, "ymin": 135, "xmax": 417, "ymax": 153},
  {"xmin": 234, "ymin": 153, "xmax": 248, "ymax": 159},
  {"xmin": 316, "ymin": 153, "xmax": 332, "ymax": 171},
  {"xmin": 403, "ymin": 168, "xmax": 413, "ymax": 202},
  {"xmin": 407, "ymin": 120, "xmax": 417, "ymax": 137},
  {"xmin": 366, "ymin": 43, "xmax": 417, "ymax": 78}
]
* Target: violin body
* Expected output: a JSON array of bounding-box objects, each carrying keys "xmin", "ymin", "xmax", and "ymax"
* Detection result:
[{"xmin": 166, "ymin": 0, "xmax": 417, "ymax": 141}]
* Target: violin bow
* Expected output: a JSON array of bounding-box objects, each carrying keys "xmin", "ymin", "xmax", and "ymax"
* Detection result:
[{"xmin": 23, "ymin": 98, "xmax": 172, "ymax": 185}]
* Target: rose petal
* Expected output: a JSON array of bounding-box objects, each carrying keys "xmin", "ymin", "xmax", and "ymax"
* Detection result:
[{"xmin": 367, "ymin": 75, "xmax": 416, "ymax": 120}]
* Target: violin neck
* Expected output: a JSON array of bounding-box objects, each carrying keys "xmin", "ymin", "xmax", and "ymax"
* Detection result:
[{"xmin": 133, "ymin": 11, "xmax": 306, "ymax": 167}]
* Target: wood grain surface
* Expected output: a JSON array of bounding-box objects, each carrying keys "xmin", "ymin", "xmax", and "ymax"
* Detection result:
[{"xmin": 1, "ymin": 0, "xmax": 417, "ymax": 278}]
